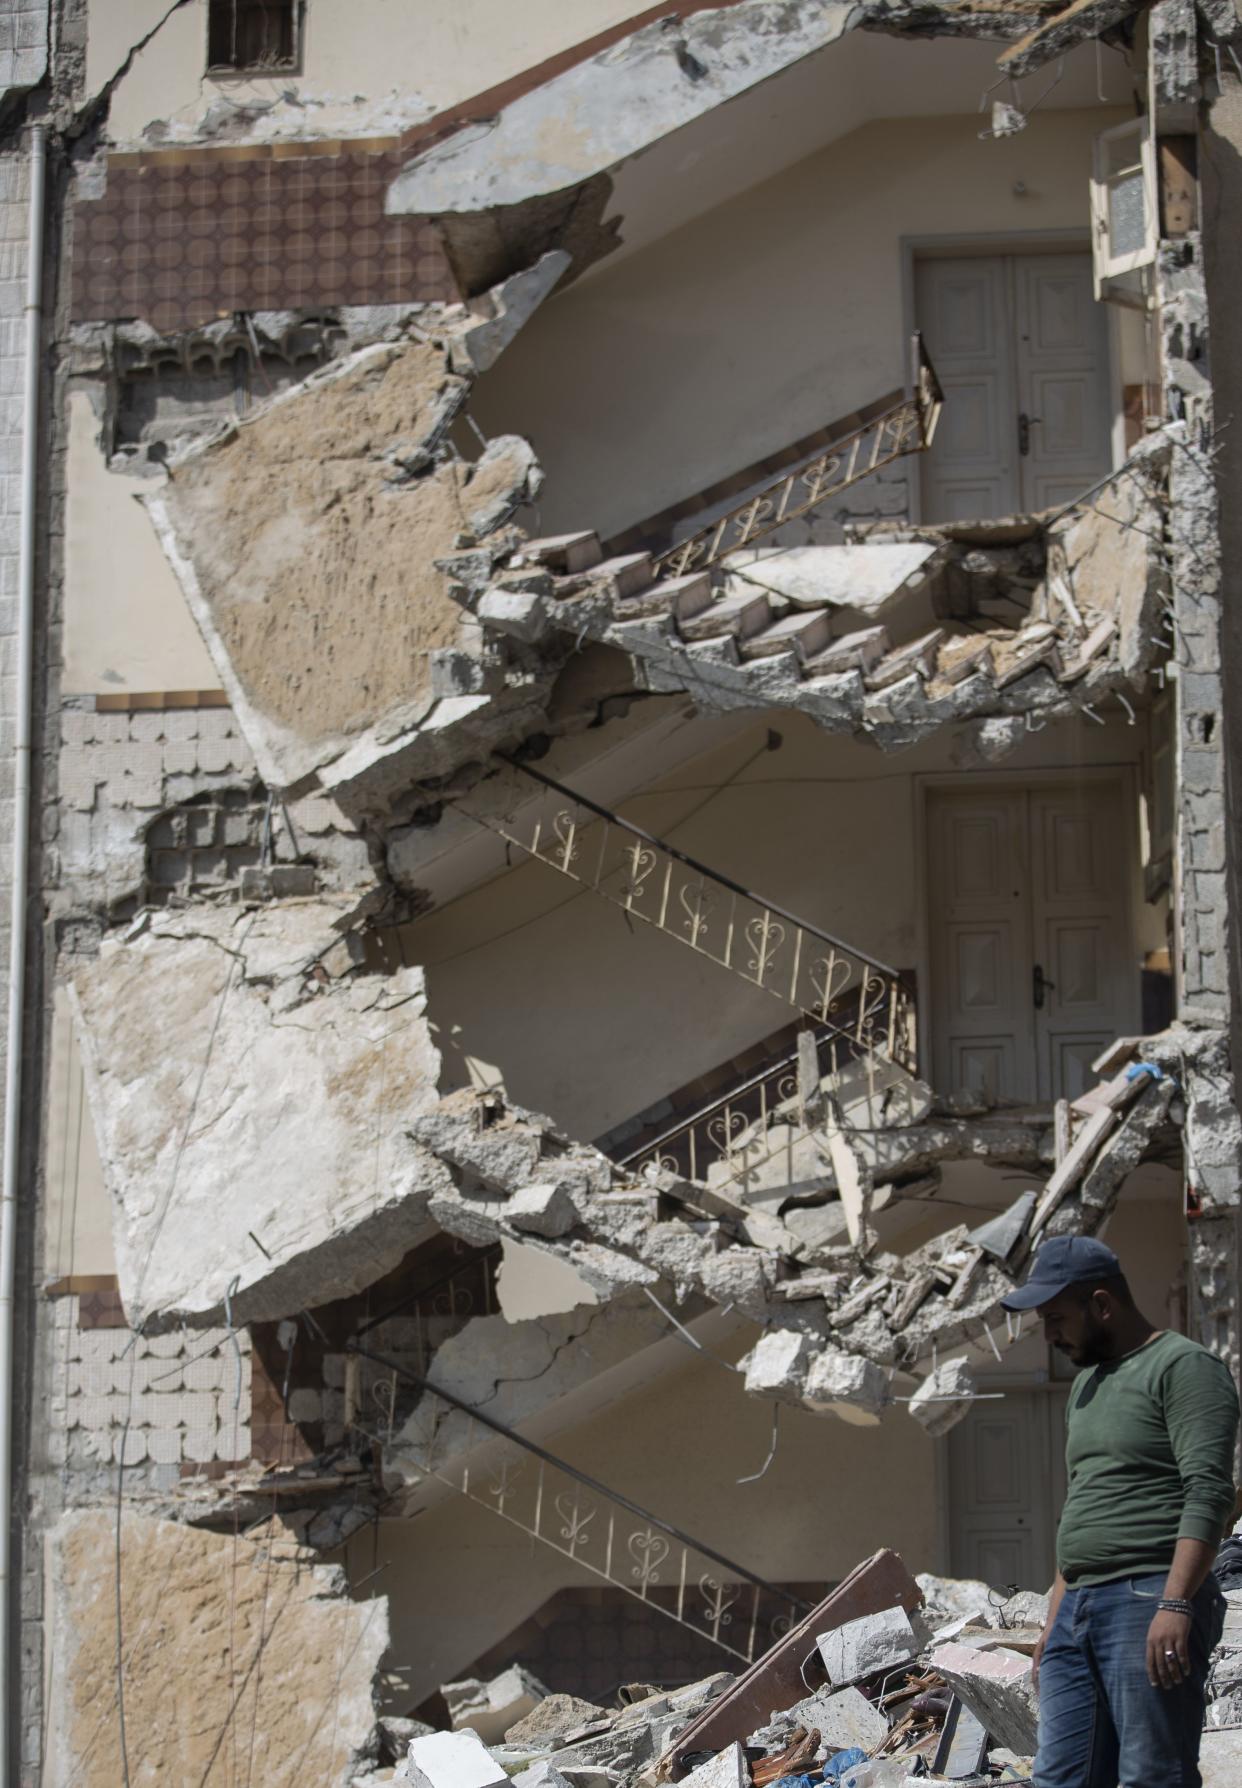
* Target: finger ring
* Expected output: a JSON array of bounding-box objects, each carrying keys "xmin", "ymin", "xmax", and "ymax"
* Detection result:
[{"xmin": 1164, "ymin": 1650, "xmax": 1177, "ymax": 1658}]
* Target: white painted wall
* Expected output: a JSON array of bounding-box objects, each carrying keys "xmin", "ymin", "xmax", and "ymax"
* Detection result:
[
  {"xmin": 87, "ymin": 0, "xmax": 647, "ymax": 144},
  {"xmin": 411, "ymin": 709, "xmax": 1163, "ymax": 1143},
  {"xmin": 473, "ymin": 108, "xmax": 1128, "ymax": 540}
]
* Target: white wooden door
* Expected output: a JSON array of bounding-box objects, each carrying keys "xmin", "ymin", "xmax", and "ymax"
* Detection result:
[
  {"xmin": 917, "ymin": 253, "xmax": 1112, "ymax": 522},
  {"xmin": 1014, "ymin": 255, "xmax": 1113, "ymax": 510},
  {"xmin": 948, "ymin": 1389, "xmax": 1069, "ymax": 1592},
  {"xmin": 928, "ymin": 784, "xmax": 1137, "ymax": 1103},
  {"xmin": 1030, "ymin": 787, "xmax": 1135, "ymax": 1101},
  {"xmin": 916, "ymin": 257, "xmax": 1018, "ymax": 520},
  {"xmin": 927, "ymin": 790, "xmax": 1033, "ymax": 1102}
]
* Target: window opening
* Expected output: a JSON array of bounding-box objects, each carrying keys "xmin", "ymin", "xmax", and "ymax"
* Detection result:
[{"xmin": 207, "ymin": 0, "xmax": 301, "ymax": 73}]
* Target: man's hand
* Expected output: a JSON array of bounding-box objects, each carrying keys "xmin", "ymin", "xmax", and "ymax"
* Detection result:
[
  {"xmin": 1146, "ymin": 1608, "xmax": 1193, "ymax": 1689},
  {"xmin": 1032, "ymin": 1624, "xmax": 1050, "ymax": 1692}
]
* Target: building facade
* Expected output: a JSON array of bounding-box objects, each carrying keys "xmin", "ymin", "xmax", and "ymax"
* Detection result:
[{"xmin": 1, "ymin": 0, "xmax": 1241, "ymax": 1781}]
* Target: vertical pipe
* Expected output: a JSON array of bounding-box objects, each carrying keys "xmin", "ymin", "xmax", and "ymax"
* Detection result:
[{"xmin": 1, "ymin": 121, "xmax": 45, "ymax": 1788}]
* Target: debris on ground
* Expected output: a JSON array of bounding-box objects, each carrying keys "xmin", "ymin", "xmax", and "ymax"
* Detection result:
[{"xmin": 388, "ymin": 1558, "xmax": 1242, "ymax": 1787}]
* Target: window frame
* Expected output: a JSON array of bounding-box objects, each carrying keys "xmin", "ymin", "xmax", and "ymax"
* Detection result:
[
  {"xmin": 1090, "ymin": 116, "xmax": 1158, "ymax": 300},
  {"xmin": 206, "ymin": 0, "xmax": 304, "ymax": 77}
]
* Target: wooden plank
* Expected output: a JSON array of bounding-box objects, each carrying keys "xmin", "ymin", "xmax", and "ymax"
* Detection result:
[
  {"xmin": 1030, "ymin": 1107, "xmax": 1118, "ymax": 1237},
  {"xmin": 947, "ymin": 1246, "xmax": 986, "ymax": 1310},
  {"xmin": 1091, "ymin": 1035, "xmax": 1142, "ymax": 1075},
  {"xmin": 998, "ymin": 0, "xmax": 1141, "ymax": 79},
  {"xmin": 659, "ymin": 1550, "xmax": 924, "ymax": 1779},
  {"xmin": 1054, "ymin": 1098, "xmax": 1071, "ymax": 1166},
  {"xmin": 890, "ymin": 1269, "xmax": 938, "ymax": 1330}
]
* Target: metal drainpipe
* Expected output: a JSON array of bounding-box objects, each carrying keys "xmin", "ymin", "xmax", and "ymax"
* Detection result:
[{"xmin": 0, "ymin": 120, "xmax": 46, "ymax": 1784}]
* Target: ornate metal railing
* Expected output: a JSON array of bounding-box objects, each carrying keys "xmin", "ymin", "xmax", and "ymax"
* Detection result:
[
  {"xmin": 653, "ymin": 334, "xmax": 943, "ymax": 579},
  {"xmin": 353, "ymin": 1343, "xmax": 810, "ymax": 1664},
  {"xmin": 479, "ymin": 759, "xmax": 917, "ymax": 1072},
  {"xmin": 616, "ymin": 1022, "xmax": 922, "ymax": 1191}
]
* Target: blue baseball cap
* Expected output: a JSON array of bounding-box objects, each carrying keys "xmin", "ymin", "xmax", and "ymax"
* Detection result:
[{"xmin": 1000, "ymin": 1236, "xmax": 1122, "ymax": 1311}]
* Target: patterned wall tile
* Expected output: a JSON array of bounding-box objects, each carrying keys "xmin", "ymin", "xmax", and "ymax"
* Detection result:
[{"xmin": 73, "ymin": 143, "xmax": 459, "ymax": 332}]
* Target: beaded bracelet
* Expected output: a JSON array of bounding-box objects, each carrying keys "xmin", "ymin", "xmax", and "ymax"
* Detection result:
[{"xmin": 1157, "ymin": 1597, "xmax": 1194, "ymax": 1616}]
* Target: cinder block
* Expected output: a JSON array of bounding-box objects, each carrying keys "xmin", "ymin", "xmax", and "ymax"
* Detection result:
[
  {"xmin": 183, "ymin": 1426, "xmax": 219, "ymax": 1464},
  {"xmin": 145, "ymin": 1429, "xmax": 183, "ymax": 1465}
]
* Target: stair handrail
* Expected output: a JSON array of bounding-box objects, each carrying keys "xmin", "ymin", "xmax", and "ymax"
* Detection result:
[
  {"xmin": 349, "ymin": 1339, "xmax": 813, "ymax": 1615},
  {"xmin": 500, "ymin": 757, "xmax": 901, "ymax": 981},
  {"xmin": 652, "ymin": 332, "xmax": 943, "ymax": 579}
]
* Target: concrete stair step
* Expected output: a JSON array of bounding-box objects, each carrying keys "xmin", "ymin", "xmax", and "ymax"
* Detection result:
[
  {"xmin": 739, "ymin": 607, "xmax": 833, "ymax": 663},
  {"xmin": 801, "ymin": 624, "xmax": 891, "ymax": 678},
  {"xmin": 619, "ymin": 570, "xmax": 712, "ymax": 623},
  {"xmin": 517, "ymin": 530, "xmax": 603, "ymax": 573},
  {"xmin": 680, "ymin": 588, "xmax": 773, "ymax": 642},
  {"xmin": 584, "ymin": 552, "xmax": 655, "ymax": 598}
]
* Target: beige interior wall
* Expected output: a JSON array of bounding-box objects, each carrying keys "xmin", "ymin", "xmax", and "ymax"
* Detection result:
[
  {"xmin": 412, "ymin": 710, "xmax": 1162, "ymax": 1142},
  {"xmin": 89, "ymin": 0, "xmax": 647, "ymax": 144},
  {"xmin": 472, "ymin": 107, "xmax": 1127, "ymax": 540},
  {"xmin": 63, "ymin": 391, "xmax": 221, "ymax": 695},
  {"xmin": 348, "ymin": 1333, "xmax": 940, "ymax": 1707}
]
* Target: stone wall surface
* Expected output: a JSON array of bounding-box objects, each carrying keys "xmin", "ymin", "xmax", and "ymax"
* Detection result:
[{"xmin": 44, "ymin": 1510, "xmax": 389, "ymax": 1788}]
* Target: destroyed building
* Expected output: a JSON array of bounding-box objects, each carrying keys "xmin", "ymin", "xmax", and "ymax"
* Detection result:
[{"xmin": 2, "ymin": 0, "xmax": 1242, "ymax": 1780}]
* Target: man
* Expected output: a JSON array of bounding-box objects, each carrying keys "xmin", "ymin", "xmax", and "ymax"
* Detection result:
[{"xmin": 1000, "ymin": 1235, "xmax": 1239, "ymax": 1788}]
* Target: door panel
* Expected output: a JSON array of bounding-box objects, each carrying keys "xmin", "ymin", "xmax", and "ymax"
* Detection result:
[
  {"xmin": 929, "ymin": 784, "xmax": 1137, "ymax": 1104},
  {"xmin": 948, "ymin": 1389, "xmax": 1069, "ymax": 1591},
  {"xmin": 916, "ymin": 258, "xmax": 1018, "ymax": 520},
  {"xmin": 918, "ymin": 251, "xmax": 1112, "ymax": 521},
  {"xmin": 1030, "ymin": 787, "xmax": 1137, "ymax": 1101},
  {"xmin": 1014, "ymin": 255, "xmax": 1112, "ymax": 511},
  {"xmin": 928, "ymin": 793, "xmax": 1033, "ymax": 1101}
]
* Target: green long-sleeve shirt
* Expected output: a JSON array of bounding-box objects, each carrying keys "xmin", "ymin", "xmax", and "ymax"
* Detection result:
[{"xmin": 1057, "ymin": 1329, "xmax": 1240, "ymax": 1585}]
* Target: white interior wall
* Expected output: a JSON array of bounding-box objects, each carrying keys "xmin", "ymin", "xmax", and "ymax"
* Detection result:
[
  {"xmin": 472, "ymin": 108, "xmax": 1128, "ymax": 541},
  {"xmin": 412, "ymin": 710, "xmax": 1163, "ymax": 1142}
]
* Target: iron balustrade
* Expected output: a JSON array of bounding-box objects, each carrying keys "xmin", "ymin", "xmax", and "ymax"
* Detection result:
[
  {"xmin": 480, "ymin": 758, "xmax": 918, "ymax": 1073},
  {"xmin": 614, "ymin": 1021, "xmax": 923, "ymax": 1191},
  {"xmin": 653, "ymin": 334, "xmax": 943, "ymax": 579},
  {"xmin": 351, "ymin": 1341, "xmax": 811, "ymax": 1665}
]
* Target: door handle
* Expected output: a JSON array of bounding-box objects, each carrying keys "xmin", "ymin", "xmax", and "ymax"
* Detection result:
[
  {"xmin": 1018, "ymin": 413, "xmax": 1042, "ymax": 457},
  {"xmin": 1033, "ymin": 964, "xmax": 1056, "ymax": 1008}
]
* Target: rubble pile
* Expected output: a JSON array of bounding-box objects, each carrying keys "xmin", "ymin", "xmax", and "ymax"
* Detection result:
[{"xmin": 365, "ymin": 1561, "xmax": 1242, "ymax": 1788}]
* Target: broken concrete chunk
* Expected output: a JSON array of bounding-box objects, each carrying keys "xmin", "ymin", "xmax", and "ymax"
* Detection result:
[
  {"xmin": 506, "ymin": 1181, "xmax": 581, "ymax": 1239},
  {"xmin": 906, "ymin": 1357, "xmax": 976, "ymax": 1438},
  {"xmin": 478, "ymin": 586, "xmax": 552, "ymax": 643},
  {"xmin": 818, "ymin": 1605, "xmax": 918, "ymax": 1687},
  {"xmin": 506, "ymin": 1696, "xmax": 608, "ymax": 1748},
  {"xmin": 448, "ymin": 251, "xmax": 571, "ymax": 375},
  {"xmin": 407, "ymin": 1730, "xmax": 511, "ymax": 1788},
  {"xmin": 928, "ymin": 1641, "xmax": 1038, "ymax": 1756},
  {"xmin": 511, "ymin": 1764, "xmax": 576, "ymax": 1788},
  {"xmin": 802, "ymin": 1349, "xmax": 888, "ymax": 1425},
  {"xmin": 784, "ymin": 1684, "xmax": 887, "ymax": 1754},
  {"xmin": 678, "ymin": 1741, "xmax": 749, "ymax": 1788},
  {"xmin": 70, "ymin": 903, "xmax": 445, "ymax": 1329},
  {"xmin": 740, "ymin": 1330, "xmax": 815, "ymax": 1406},
  {"xmin": 443, "ymin": 1666, "xmax": 550, "ymax": 1745}
]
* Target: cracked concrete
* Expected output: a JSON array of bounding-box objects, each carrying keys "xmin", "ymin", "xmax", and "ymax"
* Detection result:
[{"xmin": 69, "ymin": 901, "xmax": 446, "ymax": 1330}]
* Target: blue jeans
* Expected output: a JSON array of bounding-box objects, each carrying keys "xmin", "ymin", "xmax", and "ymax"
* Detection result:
[{"xmin": 1035, "ymin": 1572, "xmax": 1225, "ymax": 1787}]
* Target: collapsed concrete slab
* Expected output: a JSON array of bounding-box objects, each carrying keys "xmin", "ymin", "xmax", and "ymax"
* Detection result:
[
  {"xmin": 144, "ymin": 338, "xmax": 545, "ymax": 799},
  {"xmin": 818, "ymin": 1605, "xmax": 918, "ymax": 1687},
  {"xmin": 386, "ymin": 3, "xmax": 857, "ymax": 218},
  {"xmin": 70, "ymin": 902, "xmax": 446, "ymax": 1330},
  {"xmin": 44, "ymin": 1510, "xmax": 388, "ymax": 1788}
]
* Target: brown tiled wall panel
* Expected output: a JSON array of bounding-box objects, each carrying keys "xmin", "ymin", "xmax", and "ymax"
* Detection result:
[{"xmin": 72, "ymin": 147, "xmax": 459, "ymax": 333}]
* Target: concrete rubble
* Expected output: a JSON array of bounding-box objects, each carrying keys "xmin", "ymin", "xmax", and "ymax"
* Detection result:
[
  {"xmin": 69, "ymin": 899, "xmax": 447, "ymax": 1330},
  {"xmin": 373, "ymin": 1549, "xmax": 1242, "ymax": 1787},
  {"xmin": 437, "ymin": 440, "xmax": 1171, "ymax": 758}
]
